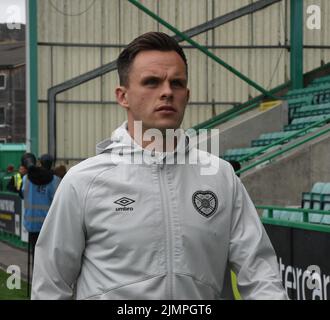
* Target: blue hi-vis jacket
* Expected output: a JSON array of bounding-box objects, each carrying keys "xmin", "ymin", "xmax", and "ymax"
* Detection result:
[{"xmin": 22, "ymin": 174, "xmax": 60, "ymax": 233}]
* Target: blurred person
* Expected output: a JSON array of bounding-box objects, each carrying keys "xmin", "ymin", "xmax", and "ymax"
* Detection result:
[
  {"xmin": 3, "ymin": 164, "xmax": 15, "ymax": 191},
  {"xmin": 7, "ymin": 165, "xmax": 28, "ymax": 194},
  {"xmin": 32, "ymin": 32, "xmax": 287, "ymax": 300},
  {"xmin": 54, "ymin": 165, "xmax": 67, "ymax": 179},
  {"xmin": 228, "ymin": 160, "xmax": 242, "ymax": 177},
  {"xmin": 21, "ymin": 153, "xmax": 60, "ymax": 259}
]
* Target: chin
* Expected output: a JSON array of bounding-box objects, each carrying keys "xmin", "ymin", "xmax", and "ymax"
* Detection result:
[
  {"xmin": 155, "ymin": 121, "xmax": 182, "ymax": 131},
  {"xmin": 155, "ymin": 117, "xmax": 183, "ymax": 130}
]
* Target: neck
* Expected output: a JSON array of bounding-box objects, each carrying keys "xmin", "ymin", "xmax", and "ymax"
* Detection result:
[{"xmin": 127, "ymin": 121, "xmax": 178, "ymax": 152}]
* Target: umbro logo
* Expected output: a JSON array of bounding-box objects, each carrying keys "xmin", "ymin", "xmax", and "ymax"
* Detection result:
[{"xmin": 114, "ymin": 197, "xmax": 135, "ymax": 212}]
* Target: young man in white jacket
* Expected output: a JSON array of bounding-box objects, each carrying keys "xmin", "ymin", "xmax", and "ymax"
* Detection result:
[{"xmin": 32, "ymin": 32, "xmax": 288, "ymax": 300}]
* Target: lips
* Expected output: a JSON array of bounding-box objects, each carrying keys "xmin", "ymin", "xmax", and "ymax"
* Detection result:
[{"xmin": 156, "ymin": 105, "xmax": 176, "ymax": 112}]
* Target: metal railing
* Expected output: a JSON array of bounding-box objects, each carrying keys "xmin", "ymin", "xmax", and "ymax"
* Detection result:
[
  {"xmin": 257, "ymin": 205, "xmax": 330, "ymax": 233},
  {"xmin": 257, "ymin": 205, "xmax": 330, "ymax": 223}
]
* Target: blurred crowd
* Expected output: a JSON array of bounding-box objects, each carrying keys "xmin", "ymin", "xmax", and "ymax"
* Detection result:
[{"xmin": 0, "ymin": 154, "xmax": 66, "ymax": 194}]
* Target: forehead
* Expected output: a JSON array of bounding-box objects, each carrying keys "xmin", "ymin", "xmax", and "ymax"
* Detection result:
[{"xmin": 130, "ymin": 50, "xmax": 187, "ymax": 77}]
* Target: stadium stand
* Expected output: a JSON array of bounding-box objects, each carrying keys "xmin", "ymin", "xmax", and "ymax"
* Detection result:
[
  {"xmin": 262, "ymin": 182, "xmax": 330, "ymax": 225},
  {"xmin": 223, "ymin": 76, "xmax": 330, "ymax": 163}
]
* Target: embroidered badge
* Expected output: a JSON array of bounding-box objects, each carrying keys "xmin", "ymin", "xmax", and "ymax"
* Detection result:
[{"xmin": 192, "ymin": 191, "xmax": 218, "ymax": 218}]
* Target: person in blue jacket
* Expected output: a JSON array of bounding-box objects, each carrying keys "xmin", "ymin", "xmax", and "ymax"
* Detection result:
[{"xmin": 21, "ymin": 153, "xmax": 60, "ymax": 259}]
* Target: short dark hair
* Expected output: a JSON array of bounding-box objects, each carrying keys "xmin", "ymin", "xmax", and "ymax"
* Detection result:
[
  {"xmin": 21, "ymin": 152, "xmax": 36, "ymax": 170},
  {"xmin": 117, "ymin": 32, "xmax": 188, "ymax": 86},
  {"xmin": 39, "ymin": 154, "xmax": 54, "ymax": 171}
]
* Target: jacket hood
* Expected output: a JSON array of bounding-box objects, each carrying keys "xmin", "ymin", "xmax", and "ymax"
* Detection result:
[
  {"xmin": 96, "ymin": 121, "xmax": 192, "ymax": 163},
  {"xmin": 28, "ymin": 166, "xmax": 54, "ymax": 185}
]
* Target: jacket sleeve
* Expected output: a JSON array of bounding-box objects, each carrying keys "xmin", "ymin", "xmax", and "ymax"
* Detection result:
[
  {"xmin": 228, "ymin": 175, "xmax": 288, "ymax": 300},
  {"xmin": 31, "ymin": 172, "xmax": 86, "ymax": 300}
]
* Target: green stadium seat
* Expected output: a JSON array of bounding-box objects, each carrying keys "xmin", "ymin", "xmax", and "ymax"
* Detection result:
[
  {"xmin": 289, "ymin": 211, "xmax": 304, "ymax": 222},
  {"xmin": 321, "ymin": 183, "xmax": 330, "ymax": 205},
  {"xmin": 273, "ymin": 210, "xmax": 282, "ymax": 219},
  {"xmin": 321, "ymin": 203, "xmax": 330, "ymax": 225},
  {"xmin": 286, "ymin": 83, "xmax": 330, "ymax": 99},
  {"xmin": 293, "ymin": 103, "xmax": 330, "ymax": 118},
  {"xmin": 311, "ymin": 182, "xmax": 327, "ymax": 193},
  {"xmin": 262, "ymin": 209, "xmax": 282, "ymax": 219},
  {"xmin": 287, "ymin": 96, "xmax": 313, "ymax": 120},
  {"xmin": 223, "ymin": 147, "xmax": 263, "ymax": 162},
  {"xmin": 285, "ymin": 84, "xmax": 330, "ymax": 107},
  {"xmin": 262, "ymin": 210, "xmax": 269, "ymax": 218},
  {"xmin": 311, "ymin": 182, "xmax": 327, "ymax": 206},
  {"xmin": 302, "ymin": 194, "xmax": 312, "ymax": 209},
  {"xmin": 251, "ymin": 130, "xmax": 301, "ymax": 147},
  {"xmin": 284, "ymin": 114, "xmax": 330, "ymax": 131},
  {"xmin": 311, "ymin": 75, "xmax": 330, "ymax": 86},
  {"xmin": 308, "ymin": 212, "xmax": 323, "ymax": 224},
  {"xmin": 279, "ymin": 210, "xmax": 291, "ymax": 220},
  {"xmin": 309, "ymin": 200, "xmax": 323, "ymax": 224},
  {"xmin": 313, "ymin": 88, "xmax": 330, "ymax": 104}
]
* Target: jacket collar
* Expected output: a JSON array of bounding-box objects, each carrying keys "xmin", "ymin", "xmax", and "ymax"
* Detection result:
[{"xmin": 96, "ymin": 121, "xmax": 192, "ymax": 163}]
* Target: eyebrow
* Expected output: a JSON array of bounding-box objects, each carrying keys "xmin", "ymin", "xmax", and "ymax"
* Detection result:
[{"xmin": 140, "ymin": 74, "xmax": 187, "ymax": 84}]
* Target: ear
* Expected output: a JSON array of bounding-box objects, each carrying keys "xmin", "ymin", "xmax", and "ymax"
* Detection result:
[
  {"xmin": 115, "ymin": 86, "xmax": 129, "ymax": 109},
  {"xmin": 186, "ymin": 88, "xmax": 190, "ymax": 103}
]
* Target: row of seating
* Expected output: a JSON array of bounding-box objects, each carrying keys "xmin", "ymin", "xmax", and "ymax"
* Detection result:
[
  {"xmin": 222, "ymin": 147, "xmax": 263, "ymax": 161},
  {"xmin": 287, "ymin": 96, "xmax": 313, "ymax": 120},
  {"xmin": 293, "ymin": 102, "xmax": 330, "ymax": 118},
  {"xmin": 251, "ymin": 130, "xmax": 300, "ymax": 147},
  {"xmin": 302, "ymin": 182, "xmax": 330, "ymax": 209},
  {"xmin": 223, "ymin": 75, "xmax": 330, "ymax": 162},
  {"xmin": 262, "ymin": 208, "xmax": 330, "ymax": 225},
  {"xmin": 262, "ymin": 182, "xmax": 330, "ymax": 225},
  {"xmin": 286, "ymin": 82, "xmax": 330, "ymax": 100},
  {"xmin": 284, "ymin": 114, "xmax": 330, "ymax": 131},
  {"xmin": 310, "ymin": 74, "xmax": 330, "ymax": 86}
]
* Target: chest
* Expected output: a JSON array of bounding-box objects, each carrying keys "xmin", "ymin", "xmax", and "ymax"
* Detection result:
[{"xmin": 84, "ymin": 164, "xmax": 233, "ymax": 247}]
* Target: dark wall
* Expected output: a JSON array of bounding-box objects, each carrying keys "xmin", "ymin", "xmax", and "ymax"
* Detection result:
[{"xmin": 0, "ymin": 66, "xmax": 26, "ymax": 143}]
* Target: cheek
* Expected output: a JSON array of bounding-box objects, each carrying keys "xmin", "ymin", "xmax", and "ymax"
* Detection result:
[{"xmin": 177, "ymin": 92, "xmax": 189, "ymax": 106}]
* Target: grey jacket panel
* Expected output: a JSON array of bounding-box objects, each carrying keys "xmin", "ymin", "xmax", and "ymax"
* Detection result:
[{"xmin": 32, "ymin": 122, "xmax": 288, "ymax": 300}]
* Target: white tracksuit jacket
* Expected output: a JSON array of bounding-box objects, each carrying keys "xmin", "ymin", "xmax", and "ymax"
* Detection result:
[{"xmin": 31, "ymin": 122, "xmax": 288, "ymax": 300}]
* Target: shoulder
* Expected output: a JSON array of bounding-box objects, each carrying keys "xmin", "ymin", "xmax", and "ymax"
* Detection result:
[{"xmin": 58, "ymin": 154, "xmax": 118, "ymax": 193}]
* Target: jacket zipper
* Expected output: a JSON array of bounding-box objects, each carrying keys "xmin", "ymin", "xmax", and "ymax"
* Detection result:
[{"xmin": 158, "ymin": 164, "xmax": 174, "ymax": 299}]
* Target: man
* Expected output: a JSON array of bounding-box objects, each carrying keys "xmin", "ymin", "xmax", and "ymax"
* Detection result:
[
  {"xmin": 32, "ymin": 32, "xmax": 287, "ymax": 300},
  {"xmin": 6, "ymin": 165, "xmax": 26, "ymax": 193}
]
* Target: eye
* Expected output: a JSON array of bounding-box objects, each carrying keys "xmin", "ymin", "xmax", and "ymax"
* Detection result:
[
  {"xmin": 171, "ymin": 79, "xmax": 186, "ymax": 88},
  {"xmin": 142, "ymin": 77, "xmax": 159, "ymax": 86}
]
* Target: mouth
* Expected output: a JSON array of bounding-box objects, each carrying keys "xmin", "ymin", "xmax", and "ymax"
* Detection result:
[{"xmin": 155, "ymin": 105, "xmax": 176, "ymax": 113}]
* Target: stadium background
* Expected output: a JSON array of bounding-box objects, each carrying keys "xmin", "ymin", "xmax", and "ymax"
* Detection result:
[
  {"xmin": 0, "ymin": 0, "xmax": 330, "ymax": 300},
  {"xmin": 33, "ymin": 0, "xmax": 329, "ymax": 166}
]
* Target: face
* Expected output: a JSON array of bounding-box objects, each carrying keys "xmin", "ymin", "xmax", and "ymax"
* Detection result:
[
  {"xmin": 115, "ymin": 50, "xmax": 190, "ymax": 135},
  {"xmin": 19, "ymin": 166, "xmax": 27, "ymax": 175}
]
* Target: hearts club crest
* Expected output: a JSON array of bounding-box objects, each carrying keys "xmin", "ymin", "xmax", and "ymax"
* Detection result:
[{"xmin": 192, "ymin": 191, "xmax": 218, "ymax": 218}]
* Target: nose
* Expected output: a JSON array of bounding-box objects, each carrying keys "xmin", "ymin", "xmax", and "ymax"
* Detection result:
[{"xmin": 160, "ymin": 81, "xmax": 173, "ymax": 100}]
